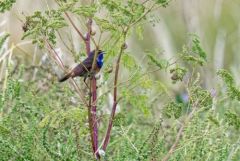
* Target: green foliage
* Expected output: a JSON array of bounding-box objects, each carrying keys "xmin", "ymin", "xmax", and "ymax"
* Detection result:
[
  {"xmin": 155, "ymin": 0, "xmax": 170, "ymax": 7},
  {"xmin": 163, "ymin": 101, "xmax": 184, "ymax": 119},
  {"xmin": 1, "ymin": 40, "xmax": 240, "ymax": 161},
  {"xmin": 225, "ymin": 111, "xmax": 240, "ymax": 130},
  {"xmin": 113, "ymin": 112, "xmax": 127, "ymax": 127},
  {"xmin": 217, "ymin": 69, "xmax": 240, "ymax": 101},
  {"xmin": 73, "ymin": 4, "xmax": 97, "ymax": 17},
  {"xmin": 147, "ymin": 53, "xmax": 169, "ymax": 70},
  {"xmin": 174, "ymin": 114, "xmax": 231, "ymax": 161},
  {"xmin": 181, "ymin": 51, "xmax": 205, "ymax": 66},
  {"xmin": 207, "ymin": 113, "xmax": 220, "ymax": 126},
  {"xmin": 137, "ymin": 121, "xmax": 164, "ymax": 160},
  {"xmin": 217, "ymin": 69, "xmax": 234, "ymax": 87},
  {"xmin": 191, "ymin": 34, "xmax": 207, "ymax": 61},
  {"xmin": 122, "ymin": 89, "xmax": 150, "ymax": 115},
  {"xmin": 0, "ymin": 73, "xmax": 91, "ymax": 160},
  {"xmin": 39, "ymin": 108, "xmax": 87, "ymax": 128},
  {"xmin": 122, "ymin": 52, "xmax": 138, "ymax": 69},
  {"xmin": 22, "ymin": 10, "xmax": 67, "ymax": 47},
  {"xmin": 189, "ymin": 85, "xmax": 213, "ymax": 109},
  {"xmin": 170, "ymin": 66, "xmax": 187, "ymax": 83},
  {"xmin": 0, "ymin": 33, "xmax": 10, "ymax": 51},
  {"xmin": 0, "ymin": 0, "xmax": 16, "ymax": 13},
  {"xmin": 101, "ymin": 0, "xmax": 145, "ymax": 26},
  {"xmin": 135, "ymin": 25, "xmax": 144, "ymax": 40},
  {"xmin": 94, "ymin": 17, "xmax": 118, "ymax": 32},
  {"xmin": 180, "ymin": 35, "xmax": 207, "ymax": 66}
]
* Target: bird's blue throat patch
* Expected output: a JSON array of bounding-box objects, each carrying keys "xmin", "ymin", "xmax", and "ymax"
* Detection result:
[{"xmin": 97, "ymin": 52, "xmax": 104, "ymax": 68}]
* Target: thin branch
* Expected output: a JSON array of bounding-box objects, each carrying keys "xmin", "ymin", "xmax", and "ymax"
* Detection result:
[
  {"xmin": 88, "ymin": 79, "xmax": 96, "ymax": 157},
  {"xmin": 91, "ymin": 58, "xmax": 179, "ymax": 107},
  {"xmin": 85, "ymin": 18, "xmax": 100, "ymax": 159},
  {"xmin": 44, "ymin": 39, "xmax": 88, "ymax": 106},
  {"xmin": 120, "ymin": 125, "xmax": 139, "ymax": 153},
  {"xmin": 0, "ymin": 41, "xmax": 32, "ymax": 63},
  {"xmin": 141, "ymin": 0, "xmax": 151, "ymax": 5},
  {"xmin": 161, "ymin": 105, "xmax": 197, "ymax": 161},
  {"xmin": 57, "ymin": 30, "xmax": 74, "ymax": 55},
  {"xmin": 102, "ymin": 30, "xmax": 128, "ymax": 151},
  {"xmin": 64, "ymin": 12, "xmax": 86, "ymax": 42},
  {"xmin": 129, "ymin": 3, "xmax": 156, "ymax": 28}
]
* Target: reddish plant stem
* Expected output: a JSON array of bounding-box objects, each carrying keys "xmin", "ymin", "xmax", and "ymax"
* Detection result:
[
  {"xmin": 53, "ymin": 11, "xmax": 99, "ymax": 157},
  {"xmin": 86, "ymin": 19, "xmax": 100, "ymax": 159},
  {"xmin": 65, "ymin": 11, "xmax": 99, "ymax": 157},
  {"xmin": 102, "ymin": 101, "xmax": 118, "ymax": 151},
  {"xmin": 88, "ymin": 80, "xmax": 96, "ymax": 156},
  {"xmin": 102, "ymin": 34, "xmax": 127, "ymax": 151},
  {"xmin": 91, "ymin": 78, "xmax": 98, "ymax": 156}
]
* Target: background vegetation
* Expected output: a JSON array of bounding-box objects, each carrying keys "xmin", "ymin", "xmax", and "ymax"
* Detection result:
[{"xmin": 1, "ymin": 0, "xmax": 240, "ymax": 160}]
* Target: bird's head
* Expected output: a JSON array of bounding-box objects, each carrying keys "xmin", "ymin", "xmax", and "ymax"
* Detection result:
[{"xmin": 96, "ymin": 50, "xmax": 105, "ymax": 68}]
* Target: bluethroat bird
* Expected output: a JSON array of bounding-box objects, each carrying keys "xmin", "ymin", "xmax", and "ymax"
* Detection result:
[{"xmin": 59, "ymin": 50, "xmax": 105, "ymax": 82}]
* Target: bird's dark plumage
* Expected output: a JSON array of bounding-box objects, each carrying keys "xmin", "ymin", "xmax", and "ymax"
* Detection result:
[{"xmin": 59, "ymin": 50, "xmax": 105, "ymax": 82}]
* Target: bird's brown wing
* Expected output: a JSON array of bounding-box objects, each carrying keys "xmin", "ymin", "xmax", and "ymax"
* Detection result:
[
  {"xmin": 59, "ymin": 51, "xmax": 99, "ymax": 82},
  {"xmin": 73, "ymin": 56, "xmax": 94, "ymax": 76}
]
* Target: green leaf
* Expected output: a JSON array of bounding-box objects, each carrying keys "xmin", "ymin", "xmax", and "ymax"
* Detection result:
[
  {"xmin": 0, "ymin": 125, "xmax": 10, "ymax": 135},
  {"xmin": 94, "ymin": 17, "xmax": 117, "ymax": 32},
  {"xmin": 189, "ymin": 85, "xmax": 213, "ymax": 109},
  {"xmin": 155, "ymin": 0, "xmax": 170, "ymax": 7},
  {"xmin": 101, "ymin": 0, "xmax": 145, "ymax": 26},
  {"xmin": 170, "ymin": 66, "xmax": 187, "ymax": 83},
  {"xmin": 0, "ymin": 0, "xmax": 16, "ymax": 13},
  {"xmin": 129, "ymin": 95, "xmax": 150, "ymax": 115},
  {"xmin": 0, "ymin": 33, "xmax": 10, "ymax": 52},
  {"xmin": 135, "ymin": 25, "xmax": 144, "ymax": 40},
  {"xmin": 180, "ymin": 34, "xmax": 207, "ymax": 66},
  {"xmin": 181, "ymin": 54, "xmax": 205, "ymax": 66},
  {"xmin": 217, "ymin": 69, "xmax": 240, "ymax": 101},
  {"xmin": 122, "ymin": 89, "xmax": 150, "ymax": 115},
  {"xmin": 191, "ymin": 34, "xmax": 207, "ymax": 61},
  {"xmin": 147, "ymin": 53, "xmax": 169, "ymax": 70},
  {"xmin": 217, "ymin": 69, "xmax": 234, "ymax": 87},
  {"xmin": 73, "ymin": 4, "xmax": 97, "ymax": 17},
  {"xmin": 39, "ymin": 108, "xmax": 86, "ymax": 128},
  {"xmin": 122, "ymin": 53, "xmax": 137, "ymax": 69},
  {"xmin": 225, "ymin": 111, "xmax": 240, "ymax": 130},
  {"xmin": 21, "ymin": 10, "xmax": 67, "ymax": 47},
  {"xmin": 163, "ymin": 101, "xmax": 183, "ymax": 119},
  {"xmin": 139, "ymin": 76, "xmax": 153, "ymax": 89}
]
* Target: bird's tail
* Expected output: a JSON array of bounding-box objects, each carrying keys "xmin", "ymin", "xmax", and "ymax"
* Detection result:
[{"xmin": 59, "ymin": 72, "xmax": 72, "ymax": 82}]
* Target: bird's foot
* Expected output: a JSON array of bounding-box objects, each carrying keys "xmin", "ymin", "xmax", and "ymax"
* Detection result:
[
  {"xmin": 88, "ymin": 72, "xmax": 95, "ymax": 80},
  {"xmin": 88, "ymin": 92, "xmax": 92, "ymax": 97}
]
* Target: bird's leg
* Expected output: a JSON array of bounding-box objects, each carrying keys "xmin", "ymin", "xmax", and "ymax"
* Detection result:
[
  {"xmin": 84, "ymin": 78, "xmax": 92, "ymax": 96},
  {"xmin": 83, "ymin": 75, "xmax": 90, "ymax": 90},
  {"xmin": 88, "ymin": 71, "xmax": 95, "ymax": 80},
  {"xmin": 88, "ymin": 72, "xmax": 100, "ymax": 89}
]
